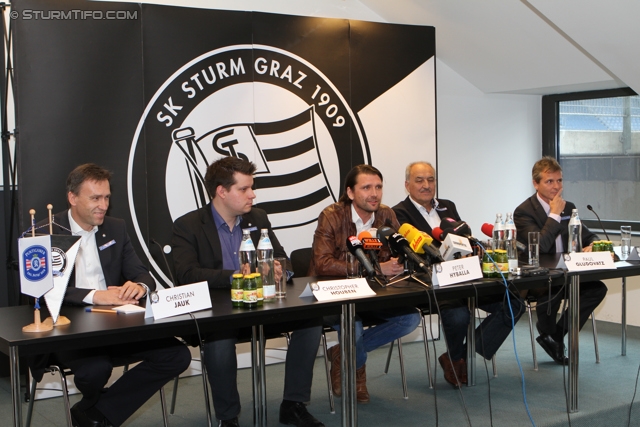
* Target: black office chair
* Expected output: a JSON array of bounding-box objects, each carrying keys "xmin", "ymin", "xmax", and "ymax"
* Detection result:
[{"xmin": 290, "ymin": 247, "xmax": 313, "ymax": 278}]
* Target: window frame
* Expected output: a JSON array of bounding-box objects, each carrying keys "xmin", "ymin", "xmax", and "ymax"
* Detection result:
[{"xmin": 541, "ymin": 87, "xmax": 639, "ymax": 233}]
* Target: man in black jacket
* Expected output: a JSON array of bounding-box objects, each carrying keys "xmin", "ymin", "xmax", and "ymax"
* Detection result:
[
  {"xmin": 41, "ymin": 164, "xmax": 191, "ymax": 427},
  {"xmin": 514, "ymin": 156, "xmax": 607, "ymax": 364},
  {"xmin": 393, "ymin": 161, "xmax": 522, "ymax": 388},
  {"xmin": 172, "ymin": 157, "xmax": 323, "ymax": 427}
]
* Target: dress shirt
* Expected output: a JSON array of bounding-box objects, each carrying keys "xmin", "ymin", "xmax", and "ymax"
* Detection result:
[
  {"xmin": 351, "ymin": 203, "xmax": 375, "ymax": 235},
  {"xmin": 536, "ymin": 193, "xmax": 564, "ymax": 253},
  {"xmin": 211, "ymin": 204, "xmax": 242, "ymax": 272},
  {"xmin": 409, "ymin": 196, "xmax": 442, "ymax": 230},
  {"xmin": 68, "ymin": 211, "xmax": 106, "ymax": 304}
]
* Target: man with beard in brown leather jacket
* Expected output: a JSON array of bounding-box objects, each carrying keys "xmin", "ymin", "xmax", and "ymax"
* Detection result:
[{"xmin": 308, "ymin": 164, "xmax": 421, "ymax": 404}]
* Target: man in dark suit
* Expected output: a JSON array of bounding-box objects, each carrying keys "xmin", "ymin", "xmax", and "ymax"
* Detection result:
[
  {"xmin": 392, "ymin": 161, "xmax": 522, "ymax": 388},
  {"xmin": 392, "ymin": 162, "xmax": 461, "ymax": 244},
  {"xmin": 514, "ymin": 156, "xmax": 607, "ymax": 364},
  {"xmin": 171, "ymin": 157, "xmax": 324, "ymax": 427},
  {"xmin": 41, "ymin": 163, "xmax": 191, "ymax": 427}
]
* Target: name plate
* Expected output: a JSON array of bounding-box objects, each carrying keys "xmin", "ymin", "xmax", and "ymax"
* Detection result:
[
  {"xmin": 432, "ymin": 256, "xmax": 482, "ymax": 287},
  {"xmin": 145, "ymin": 281, "xmax": 212, "ymax": 320},
  {"xmin": 613, "ymin": 245, "xmax": 640, "ymax": 261},
  {"xmin": 556, "ymin": 252, "xmax": 616, "ymax": 272},
  {"xmin": 311, "ymin": 278, "xmax": 376, "ymax": 302}
]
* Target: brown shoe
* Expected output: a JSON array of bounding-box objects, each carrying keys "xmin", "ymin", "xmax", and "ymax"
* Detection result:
[
  {"xmin": 356, "ymin": 365, "xmax": 370, "ymax": 404},
  {"xmin": 438, "ymin": 353, "xmax": 462, "ymax": 388},
  {"xmin": 328, "ymin": 345, "xmax": 341, "ymax": 397},
  {"xmin": 453, "ymin": 358, "xmax": 468, "ymax": 385}
]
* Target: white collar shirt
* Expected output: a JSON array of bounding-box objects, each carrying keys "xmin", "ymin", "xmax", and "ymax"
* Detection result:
[
  {"xmin": 409, "ymin": 196, "xmax": 441, "ymax": 230},
  {"xmin": 351, "ymin": 203, "xmax": 375, "ymax": 235},
  {"xmin": 68, "ymin": 211, "xmax": 106, "ymax": 304},
  {"xmin": 536, "ymin": 193, "xmax": 564, "ymax": 253}
]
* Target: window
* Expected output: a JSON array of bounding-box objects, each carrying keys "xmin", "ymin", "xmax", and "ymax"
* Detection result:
[{"xmin": 542, "ymin": 88, "xmax": 640, "ymax": 232}]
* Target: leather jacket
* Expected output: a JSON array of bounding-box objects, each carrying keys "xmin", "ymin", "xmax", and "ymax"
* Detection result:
[{"xmin": 308, "ymin": 201, "xmax": 400, "ymax": 276}]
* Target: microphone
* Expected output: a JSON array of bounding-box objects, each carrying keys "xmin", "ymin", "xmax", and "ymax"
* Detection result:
[
  {"xmin": 398, "ymin": 223, "xmax": 443, "ymax": 262},
  {"xmin": 358, "ymin": 230, "xmax": 383, "ymax": 250},
  {"xmin": 386, "ymin": 233, "xmax": 431, "ymax": 273},
  {"xmin": 480, "ymin": 223, "xmax": 494, "ymax": 238},
  {"xmin": 438, "ymin": 219, "xmax": 476, "ymax": 242},
  {"xmin": 432, "ymin": 227, "xmax": 444, "ymax": 241},
  {"xmin": 358, "ymin": 230, "xmax": 383, "ymax": 275},
  {"xmin": 587, "ymin": 205, "xmax": 610, "ymax": 241},
  {"xmin": 376, "ymin": 226, "xmax": 396, "ymax": 246},
  {"xmin": 346, "ymin": 236, "xmax": 376, "ymax": 277},
  {"xmin": 481, "ymin": 223, "xmax": 526, "ymax": 251},
  {"xmin": 150, "ymin": 238, "xmax": 176, "ymax": 287}
]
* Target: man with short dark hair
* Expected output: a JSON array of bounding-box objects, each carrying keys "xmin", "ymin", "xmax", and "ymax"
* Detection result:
[
  {"xmin": 309, "ymin": 164, "xmax": 421, "ymax": 403},
  {"xmin": 172, "ymin": 156, "xmax": 324, "ymax": 427},
  {"xmin": 514, "ymin": 156, "xmax": 607, "ymax": 364},
  {"xmin": 393, "ymin": 161, "xmax": 522, "ymax": 388},
  {"xmin": 39, "ymin": 163, "xmax": 191, "ymax": 427}
]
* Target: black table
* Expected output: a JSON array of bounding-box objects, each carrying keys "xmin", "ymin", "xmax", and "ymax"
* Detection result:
[
  {"xmin": 2, "ymin": 274, "xmax": 511, "ymax": 427},
  {"xmin": 0, "ymin": 279, "xmax": 344, "ymax": 427}
]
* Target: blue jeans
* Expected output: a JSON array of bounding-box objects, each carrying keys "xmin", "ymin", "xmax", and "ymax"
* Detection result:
[
  {"xmin": 326, "ymin": 307, "xmax": 421, "ymax": 368},
  {"xmin": 440, "ymin": 295, "xmax": 523, "ymax": 360}
]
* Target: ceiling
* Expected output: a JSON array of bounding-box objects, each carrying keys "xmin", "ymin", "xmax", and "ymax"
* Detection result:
[
  {"xmin": 360, "ymin": 0, "xmax": 640, "ymax": 96},
  {"xmin": 102, "ymin": 0, "xmax": 640, "ymax": 97}
]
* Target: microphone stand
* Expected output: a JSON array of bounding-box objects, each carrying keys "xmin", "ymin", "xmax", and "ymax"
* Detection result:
[
  {"xmin": 384, "ymin": 259, "xmax": 432, "ymax": 288},
  {"xmin": 587, "ymin": 205, "xmax": 610, "ymax": 240},
  {"xmin": 586, "ymin": 205, "xmax": 619, "ymax": 261},
  {"xmin": 150, "ymin": 238, "xmax": 177, "ymax": 287}
]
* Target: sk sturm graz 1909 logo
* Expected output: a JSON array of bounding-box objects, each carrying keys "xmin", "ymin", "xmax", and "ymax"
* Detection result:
[
  {"xmin": 128, "ymin": 44, "xmax": 369, "ymax": 285},
  {"xmin": 22, "ymin": 245, "xmax": 49, "ymax": 281}
]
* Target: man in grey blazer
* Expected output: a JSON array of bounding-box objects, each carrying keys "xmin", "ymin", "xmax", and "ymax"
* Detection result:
[
  {"xmin": 40, "ymin": 164, "xmax": 191, "ymax": 427},
  {"xmin": 514, "ymin": 156, "xmax": 607, "ymax": 364},
  {"xmin": 172, "ymin": 157, "xmax": 324, "ymax": 427}
]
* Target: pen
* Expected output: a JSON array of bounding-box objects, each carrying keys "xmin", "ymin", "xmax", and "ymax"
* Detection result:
[{"xmin": 85, "ymin": 308, "xmax": 118, "ymax": 314}]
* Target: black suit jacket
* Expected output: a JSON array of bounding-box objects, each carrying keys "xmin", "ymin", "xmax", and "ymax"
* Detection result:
[
  {"xmin": 513, "ymin": 194, "xmax": 598, "ymax": 254},
  {"xmin": 41, "ymin": 210, "xmax": 155, "ymax": 305},
  {"xmin": 392, "ymin": 196, "xmax": 461, "ymax": 247},
  {"xmin": 171, "ymin": 203, "xmax": 290, "ymax": 289}
]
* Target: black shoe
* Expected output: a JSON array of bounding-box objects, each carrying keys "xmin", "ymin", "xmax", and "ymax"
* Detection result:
[
  {"xmin": 70, "ymin": 403, "xmax": 106, "ymax": 427},
  {"xmin": 218, "ymin": 417, "xmax": 240, "ymax": 427},
  {"xmin": 279, "ymin": 400, "xmax": 324, "ymax": 427},
  {"xmin": 536, "ymin": 334, "xmax": 569, "ymax": 365}
]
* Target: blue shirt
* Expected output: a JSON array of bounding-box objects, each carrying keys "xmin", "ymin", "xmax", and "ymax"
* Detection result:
[{"xmin": 211, "ymin": 204, "xmax": 242, "ymax": 272}]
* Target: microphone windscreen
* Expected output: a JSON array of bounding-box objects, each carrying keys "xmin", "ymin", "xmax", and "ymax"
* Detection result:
[
  {"xmin": 432, "ymin": 227, "xmax": 444, "ymax": 241},
  {"xmin": 358, "ymin": 230, "xmax": 373, "ymax": 240},
  {"xmin": 398, "ymin": 223, "xmax": 415, "ymax": 237},
  {"xmin": 481, "ymin": 223, "xmax": 494, "ymax": 238}
]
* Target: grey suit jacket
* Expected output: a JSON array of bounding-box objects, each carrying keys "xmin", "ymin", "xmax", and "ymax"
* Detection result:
[{"xmin": 513, "ymin": 194, "xmax": 598, "ymax": 254}]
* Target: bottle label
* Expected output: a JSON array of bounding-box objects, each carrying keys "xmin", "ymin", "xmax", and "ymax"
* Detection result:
[
  {"xmin": 482, "ymin": 262, "xmax": 497, "ymax": 274},
  {"xmin": 243, "ymin": 289, "xmax": 257, "ymax": 302},
  {"xmin": 263, "ymin": 284, "xmax": 276, "ymax": 300},
  {"xmin": 257, "ymin": 288, "xmax": 263, "ymax": 300},
  {"xmin": 231, "ymin": 289, "xmax": 244, "ymax": 302}
]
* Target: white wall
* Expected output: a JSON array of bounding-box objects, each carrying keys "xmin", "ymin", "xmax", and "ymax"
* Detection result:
[{"xmin": 435, "ymin": 60, "xmax": 541, "ymax": 234}]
